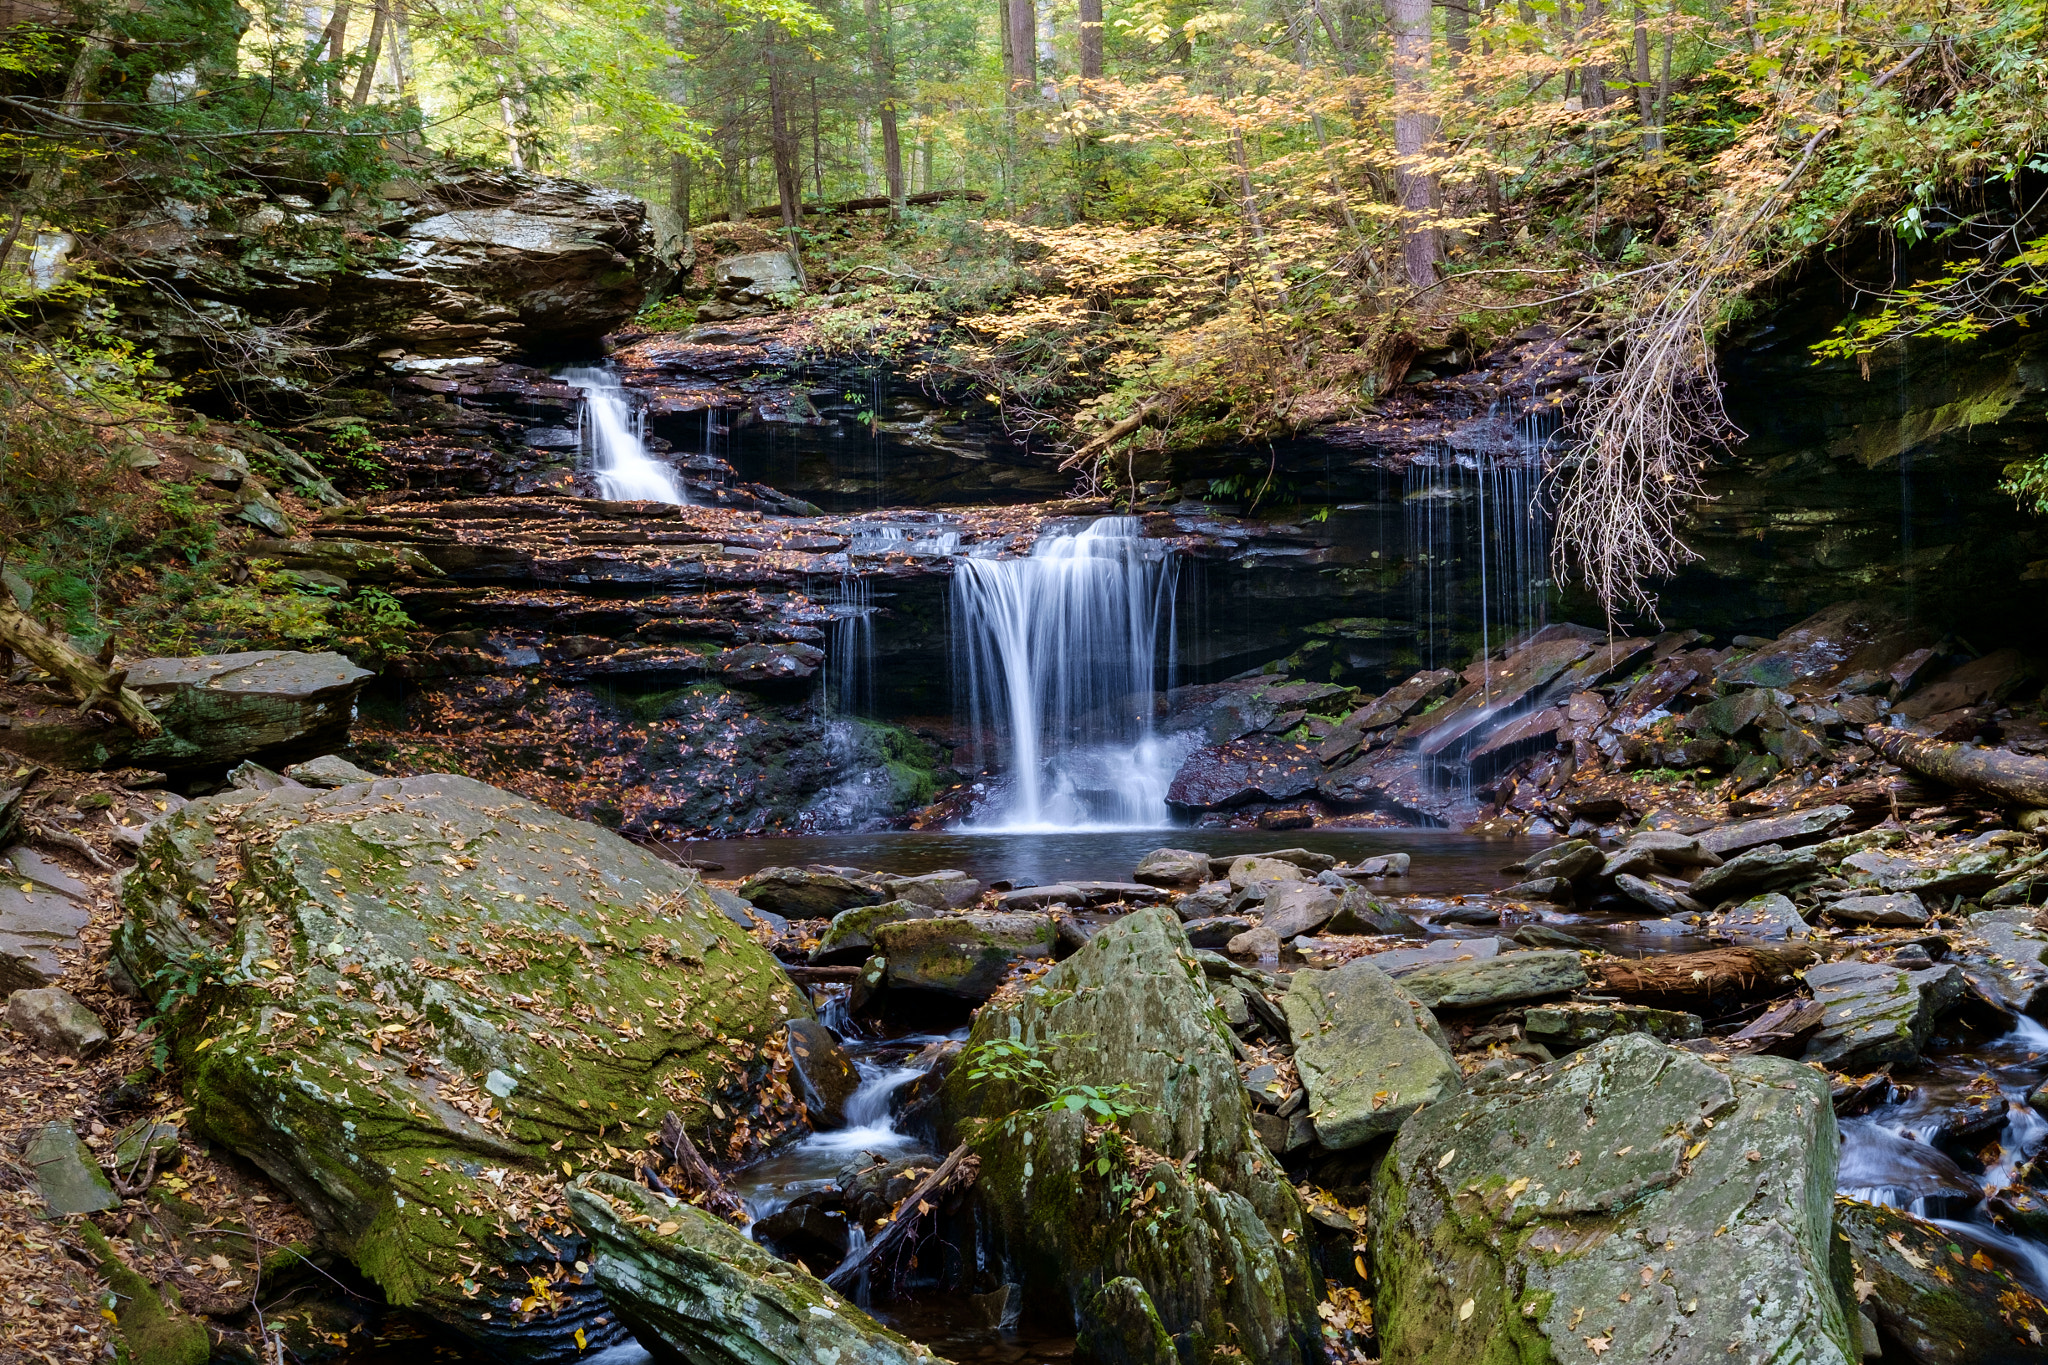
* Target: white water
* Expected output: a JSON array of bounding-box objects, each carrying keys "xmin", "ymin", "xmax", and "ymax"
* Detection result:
[
  {"xmin": 1837, "ymin": 1016, "xmax": 2048, "ymax": 1298},
  {"xmin": 950, "ymin": 518, "xmax": 1183, "ymax": 831},
  {"xmin": 559, "ymin": 365, "xmax": 685, "ymax": 504}
]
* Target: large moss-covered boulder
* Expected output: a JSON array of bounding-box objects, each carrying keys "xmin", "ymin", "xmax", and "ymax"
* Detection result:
[
  {"xmin": 941, "ymin": 907, "xmax": 1321, "ymax": 1365},
  {"xmin": 112, "ymin": 774, "xmax": 810, "ymax": 1362},
  {"xmin": 1373, "ymin": 1033, "xmax": 1852, "ymax": 1365},
  {"xmin": 566, "ymin": 1174, "xmax": 942, "ymax": 1365}
]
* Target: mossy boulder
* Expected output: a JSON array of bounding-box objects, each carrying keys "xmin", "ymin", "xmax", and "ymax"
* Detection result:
[
  {"xmin": 566, "ymin": 1173, "xmax": 942, "ymax": 1365},
  {"xmin": 112, "ymin": 773, "xmax": 811, "ymax": 1362},
  {"xmin": 811, "ymin": 899, "xmax": 935, "ymax": 965},
  {"xmin": 941, "ymin": 907, "xmax": 1322, "ymax": 1364},
  {"xmin": 1281, "ymin": 959, "xmax": 1460, "ymax": 1149},
  {"xmin": 872, "ymin": 912, "xmax": 1056, "ymax": 1001},
  {"xmin": 1836, "ymin": 1199, "xmax": 2048, "ymax": 1363},
  {"xmin": 1372, "ymin": 1033, "xmax": 1852, "ymax": 1364}
]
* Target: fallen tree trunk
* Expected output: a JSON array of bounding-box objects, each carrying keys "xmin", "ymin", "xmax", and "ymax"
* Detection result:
[
  {"xmin": 706, "ymin": 189, "xmax": 987, "ymax": 225},
  {"xmin": 1059, "ymin": 403, "xmax": 1169, "ymax": 472},
  {"xmin": 652, "ymin": 1111, "xmax": 746, "ymax": 1222},
  {"xmin": 1863, "ymin": 725, "xmax": 2048, "ymax": 808},
  {"xmin": 1588, "ymin": 945, "xmax": 1819, "ymax": 1003},
  {"xmin": 825, "ymin": 1141, "xmax": 978, "ymax": 1292},
  {"xmin": 0, "ymin": 602, "xmax": 161, "ymax": 737}
]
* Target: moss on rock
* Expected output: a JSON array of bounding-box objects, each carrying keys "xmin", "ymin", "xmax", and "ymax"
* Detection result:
[
  {"xmin": 113, "ymin": 773, "xmax": 810, "ymax": 1362},
  {"xmin": 940, "ymin": 906, "xmax": 1321, "ymax": 1364}
]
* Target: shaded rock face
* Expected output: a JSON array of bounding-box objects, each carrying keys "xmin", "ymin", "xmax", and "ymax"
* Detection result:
[
  {"xmin": 113, "ymin": 773, "xmax": 810, "ymax": 1362},
  {"xmin": 1373, "ymin": 1034, "xmax": 1851, "ymax": 1365},
  {"xmin": 567, "ymin": 1174, "xmax": 939, "ymax": 1365},
  {"xmin": 1659, "ymin": 294, "xmax": 2048, "ymax": 646},
  {"xmin": 942, "ymin": 908, "xmax": 1321, "ymax": 1364},
  {"xmin": 107, "ymin": 169, "xmax": 688, "ymax": 382},
  {"xmin": 358, "ymin": 672, "xmax": 946, "ymax": 839}
]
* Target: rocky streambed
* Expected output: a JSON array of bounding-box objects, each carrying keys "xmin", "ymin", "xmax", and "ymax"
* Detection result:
[{"xmin": 8, "ymin": 737, "xmax": 2046, "ymax": 1365}]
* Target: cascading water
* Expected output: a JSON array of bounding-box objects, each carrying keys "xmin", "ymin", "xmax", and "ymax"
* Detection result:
[
  {"xmin": 1838, "ymin": 1015, "xmax": 2048, "ymax": 1297},
  {"xmin": 559, "ymin": 365, "xmax": 686, "ymax": 504},
  {"xmin": 950, "ymin": 518, "xmax": 1182, "ymax": 831}
]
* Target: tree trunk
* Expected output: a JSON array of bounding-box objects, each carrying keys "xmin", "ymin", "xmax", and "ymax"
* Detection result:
[
  {"xmin": 1078, "ymin": 0, "xmax": 1103, "ymax": 80},
  {"xmin": 1631, "ymin": 2, "xmax": 1660, "ymax": 149},
  {"xmin": 764, "ymin": 28, "xmax": 808, "ymax": 287},
  {"xmin": 1863, "ymin": 726, "xmax": 2048, "ymax": 809},
  {"xmin": 669, "ymin": 153, "xmax": 692, "ymax": 217},
  {"xmin": 1579, "ymin": 0, "xmax": 1610, "ymax": 106},
  {"xmin": 350, "ymin": 0, "xmax": 388, "ymax": 105},
  {"xmin": 388, "ymin": 0, "xmax": 418, "ymax": 111},
  {"xmin": 864, "ymin": 0, "xmax": 906, "ymax": 221},
  {"xmin": 494, "ymin": 2, "xmax": 527, "ymax": 171},
  {"xmin": 1657, "ymin": 17, "xmax": 1673, "ymax": 135},
  {"xmin": 1589, "ymin": 946, "xmax": 1819, "ymax": 1004},
  {"xmin": 0, "ymin": 605, "xmax": 161, "ymax": 738},
  {"xmin": 1007, "ymin": 0, "xmax": 1037, "ymax": 98},
  {"xmin": 1390, "ymin": 0, "xmax": 1441, "ymax": 286}
]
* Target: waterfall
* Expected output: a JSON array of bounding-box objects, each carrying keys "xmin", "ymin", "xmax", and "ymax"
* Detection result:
[
  {"xmin": 950, "ymin": 517, "xmax": 1181, "ymax": 830},
  {"xmin": 828, "ymin": 575, "xmax": 876, "ymax": 716},
  {"xmin": 1403, "ymin": 446, "xmax": 1550, "ymax": 674},
  {"xmin": 559, "ymin": 366, "xmax": 685, "ymax": 504}
]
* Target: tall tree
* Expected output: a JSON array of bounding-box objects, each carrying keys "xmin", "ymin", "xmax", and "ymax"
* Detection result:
[
  {"xmin": 1390, "ymin": 0, "xmax": 1441, "ymax": 285},
  {"xmin": 864, "ymin": 0, "xmax": 906, "ymax": 219},
  {"xmin": 764, "ymin": 24, "xmax": 808, "ymax": 283},
  {"xmin": 1077, "ymin": 0, "xmax": 1102, "ymax": 81}
]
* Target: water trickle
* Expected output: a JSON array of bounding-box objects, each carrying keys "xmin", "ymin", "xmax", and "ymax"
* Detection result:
[
  {"xmin": 559, "ymin": 365, "xmax": 685, "ymax": 504},
  {"xmin": 828, "ymin": 574, "xmax": 877, "ymax": 717},
  {"xmin": 950, "ymin": 517, "xmax": 1183, "ymax": 831},
  {"xmin": 1402, "ymin": 446, "xmax": 1550, "ymax": 674}
]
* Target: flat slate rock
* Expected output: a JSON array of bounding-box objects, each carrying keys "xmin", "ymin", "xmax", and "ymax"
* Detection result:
[
  {"xmin": 1826, "ymin": 892, "xmax": 1930, "ymax": 927},
  {"xmin": 1283, "ymin": 960, "xmax": 1460, "ymax": 1149},
  {"xmin": 1696, "ymin": 805, "xmax": 1853, "ymax": 858},
  {"xmin": 1396, "ymin": 949, "xmax": 1586, "ymax": 1010},
  {"xmin": 4, "ymin": 848, "xmax": 90, "ymax": 902},
  {"xmin": 0, "ymin": 883, "xmax": 91, "ymax": 992},
  {"xmin": 1689, "ymin": 844, "xmax": 1825, "ymax": 904},
  {"xmin": 1364, "ymin": 936, "xmax": 1503, "ymax": 975},
  {"xmin": 1165, "ymin": 736, "xmax": 1322, "ymax": 811},
  {"xmin": 26, "ymin": 1121, "xmax": 120, "ymax": 1214},
  {"xmin": 1802, "ymin": 961, "xmax": 1964, "ymax": 1072},
  {"xmin": 1963, "ymin": 907, "xmax": 2048, "ymax": 1015}
]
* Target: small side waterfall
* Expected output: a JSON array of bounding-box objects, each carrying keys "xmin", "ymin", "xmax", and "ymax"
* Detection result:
[
  {"xmin": 559, "ymin": 366, "xmax": 685, "ymax": 504},
  {"xmin": 950, "ymin": 517, "xmax": 1181, "ymax": 830},
  {"xmin": 1403, "ymin": 449, "xmax": 1550, "ymax": 673}
]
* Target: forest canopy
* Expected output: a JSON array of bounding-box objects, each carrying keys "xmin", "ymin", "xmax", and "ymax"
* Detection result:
[{"xmin": 0, "ymin": 0, "xmax": 2043, "ymax": 618}]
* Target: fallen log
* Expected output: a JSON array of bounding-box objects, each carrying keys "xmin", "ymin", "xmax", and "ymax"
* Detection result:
[
  {"xmin": 0, "ymin": 602, "xmax": 161, "ymax": 738},
  {"xmin": 1059, "ymin": 403, "xmax": 1169, "ymax": 472},
  {"xmin": 825, "ymin": 1141, "xmax": 978, "ymax": 1292},
  {"xmin": 1588, "ymin": 945, "xmax": 1819, "ymax": 1003},
  {"xmin": 782, "ymin": 964, "xmax": 862, "ymax": 983},
  {"xmin": 652, "ymin": 1111, "xmax": 746, "ymax": 1223},
  {"xmin": 1863, "ymin": 725, "xmax": 2048, "ymax": 809},
  {"xmin": 707, "ymin": 189, "xmax": 988, "ymax": 225},
  {"xmin": 1724, "ymin": 998, "xmax": 1825, "ymax": 1056}
]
